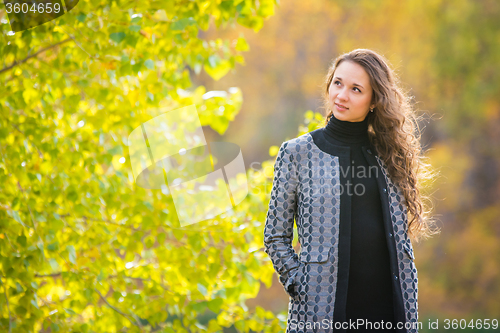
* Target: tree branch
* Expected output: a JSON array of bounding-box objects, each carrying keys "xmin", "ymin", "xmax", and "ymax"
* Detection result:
[
  {"xmin": 18, "ymin": 181, "xmax": 45, "ymax": 260},
  {"xmin": 108, "ymin": 274, "xmax": 179, "ymax": 296},
  {"xmin": 0, "ymin": 38, "xmax": 72, "ymax": 75},
  {"xmin": 58, "ymin": 26, "xmax": 93, "ymax": 58},
  {"xmin": 34, "ymin": 273, "xmax": 62, "ymax": 278},
  {"xmin": 94, "ymin": 288, "xmax": 143, "ymax": 328},
  {"xmin": 0, "ymin": 113, "xmax": 44, "ymax": 159},
  {"xmin": 0, "ymin": 276, "xmax": 12, "ymax": 333}
]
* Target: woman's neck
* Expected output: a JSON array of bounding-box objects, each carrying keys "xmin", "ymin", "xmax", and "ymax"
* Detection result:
[{"xmin": 323, "ymin": 112, "xmax": 370, "ymax": 145}]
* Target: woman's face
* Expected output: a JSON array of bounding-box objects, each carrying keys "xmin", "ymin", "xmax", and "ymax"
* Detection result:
[{"xmin": 328, "ymin": 60, "xmax": 375, "ymax": 122}]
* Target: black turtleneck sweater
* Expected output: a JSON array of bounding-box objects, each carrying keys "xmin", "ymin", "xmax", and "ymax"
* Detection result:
[{"xmin": 323, "ymin": 113, "xmax": 395, "ymax": 330}]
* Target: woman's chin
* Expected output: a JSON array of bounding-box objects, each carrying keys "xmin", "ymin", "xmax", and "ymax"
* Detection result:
[{"xmin": 333, "ymin": 111, "xmax": 349, "ymax": 120}]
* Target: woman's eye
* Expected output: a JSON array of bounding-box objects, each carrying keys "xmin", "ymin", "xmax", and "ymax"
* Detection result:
[{"xmin": 334, "ymin": 81, "xmax": 361, "ymax": 92}]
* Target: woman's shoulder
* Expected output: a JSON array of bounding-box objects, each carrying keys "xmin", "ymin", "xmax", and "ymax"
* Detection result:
[{"xmin": 281, "ymin": 132, "xmax": 315, "ymax": 151}]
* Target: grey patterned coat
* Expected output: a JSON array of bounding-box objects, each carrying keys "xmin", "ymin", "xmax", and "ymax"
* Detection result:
[{"xmin": 263, "ymin": 129, "xmax": 419, "ymax": 333}]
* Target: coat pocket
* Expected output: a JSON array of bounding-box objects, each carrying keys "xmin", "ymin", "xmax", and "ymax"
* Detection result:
[
  {"xmin": 403, "ymin": 241, "xmax": 415, "ymax": 261},
  {"xmin": 299, "ymin": 245, "xmax": 333, "ymax": 263}
]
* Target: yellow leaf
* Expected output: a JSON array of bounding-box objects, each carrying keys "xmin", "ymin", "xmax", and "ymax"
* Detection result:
[
  {"xmin": 204, "ymin": 60, "xmax": 231, "ymax": 81},
  {"xmin": 269, "ymin": 145, "xmax": 279, "ymax": 157},
  {"xmin": 87, "ymin": 247, "xmax": 100, "ymax": 258},
  {"xmin": 234, "ymin": 37, "xmax": 249, "ymax": 51},
  {"xmin": 199, "ymin": 1, "xmax": 211, "ymax": 14},
  {"xmin": 112, "ymin": 155, "xmax": 124, "ymax": 171},
  {"xmin": 6, "ymin": 134, "xmax": 15, "ymax": 145},
  {"xmin": 257, "ymin": 0, "xmax": 275, "ymax": 17},
  {"xmin": 94, "ymin": 164, "xmax": 103, "ymax": 175},
  {"xmin": 154, "ymin": 9, "xmax": 169, "ymax": 21},
  {"xmin": 77, "ymin": 256, "xmax": 90, "ymax": 267}
]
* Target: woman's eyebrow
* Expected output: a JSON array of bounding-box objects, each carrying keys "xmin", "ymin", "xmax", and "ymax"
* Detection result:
[{"xmin": 334, "ymin": 77, "xmax": 364, "ymax": 89}]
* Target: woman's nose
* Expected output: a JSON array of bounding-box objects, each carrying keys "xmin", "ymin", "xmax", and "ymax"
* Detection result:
[{"xmin": 337, "ymin": 88, "xmax": 348, "ymax": 100}]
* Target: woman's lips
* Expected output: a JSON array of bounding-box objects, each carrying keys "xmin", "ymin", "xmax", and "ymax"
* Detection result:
[{"xmin": 335, "ymin": 103, "xmax": 349, "ymax": 111}]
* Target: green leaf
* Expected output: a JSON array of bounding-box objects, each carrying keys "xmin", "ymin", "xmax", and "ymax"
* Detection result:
[
  {"xmin": 129, "ymin": 25, "xmax": 141, "ymax": 32},
  {"xmin": 207, "ymin": 298, "xmax": 223, "ymax": 313},
  {"xmin": 49, "ymin": 258, "xmax": 59, "ymax": 271},
  {"xmin": 80, "ymin": 324, "xmax": 89, "ymax": 333},
  {"xmin": 197, "ymin": 283, "xmax": 207, "ymax": 296},
  {"xmin": 191, "ymin": 301, "xmax": 207, "ymax": 313},
  {"xmin": 17, "ymin": 235, "xmax": 27, "ymax": 247},
  {"xmin": 15, "ymin": 305, "xmax": 27, "ymax": 316},
  {"xmin": 144, "ymin": 59, "xmax": 155, "ymax": 70},
  {"xmin": 188, "ymin": 234, "xmax": 202, "ymax": 252},
  {"xmin": 64, "ymin": 308, "xmax": 77, "ymax": 315},
  {"xmin": 8, "ymin": 210, "xmax": 25, "ymax": 227},
  {"xmin": 97, "ymin": 268, "xmax": 106, "ymax": 282},
  {"xmin": 67, "ymin": 245, "xmax": 76, "ymax": 265},
  {"xmin": 110, "ymin": 32, "xmax": 126, "ymax": 43},
  {"xmin": 76, "ymin": 13, "xmax": 86, "ymax": 23},
  {"xmin": 47, "ymin": 242, "xmax": 59, "ymax": 251},
  {"xmin": 77, "ymin": 79, "xmax": 89, "ymax": 87},
  {"xmin": 51, "ymin": 217, "xmax": 65, "ymax": 232},
  {"xmin": 31, "ymin": 299, "xmax": 39, "ymax": 309},
  {"xmin": 208, "ymin": 55, "xmax": 220, "ymax": 68},
  {"xmin": 157, "ymin": 232, "xmax": 166, "ymax": 244},
  {"xmin": 12, "ymin": 197, "xmax": 20, "ymax": 210},
  {"xmin": 131, "ymin": 15, "xmax": 142, "ymax": 24},
  {"xmin": 172, "ymin": 229, "xmax": 184, "ymax": 241},
  {"xmin": 67, "ymin": 190, "xmax": 78, "ymax": 202},
  {"xmin": 171, "ymin": 17, "xmax": 196, "ymax": 31},
  {"xmin": 108, "ymin": 145, "xmax": 123, "ymax": 155},
  {"xmin": 35, "ymin": 211, "xmax": 46, "ymax": 222},
  {"xmin": 113, "ymin": 291, "xmax": 121, "ymax": 301},
  {"xmin": 125, "ymin": 34, "xmax": 139, "ymax": 47},
  {"xmin": 142, "ymin": 215, "xmax": 154, "ymax": 229}
]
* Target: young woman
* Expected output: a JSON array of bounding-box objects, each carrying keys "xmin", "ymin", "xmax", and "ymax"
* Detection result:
[{"xmin": 264, "ymin": 49, "xmax": 437, "ymax": 333}]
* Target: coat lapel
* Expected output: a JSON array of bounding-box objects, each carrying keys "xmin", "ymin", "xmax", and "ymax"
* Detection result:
[{"xmin": 362, "ymin": 145, "xmax": 412, "ymax": 331}]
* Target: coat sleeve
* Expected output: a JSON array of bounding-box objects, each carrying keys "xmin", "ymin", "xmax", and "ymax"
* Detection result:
[{"xmin": 263, "ymin": 141, "xmax": 301, "ymax": 298}]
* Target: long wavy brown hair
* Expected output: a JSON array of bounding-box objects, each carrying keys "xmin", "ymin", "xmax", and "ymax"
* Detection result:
[{"xmin": 322, "ymin": 48, "xmax": 439, "ymax": 242}]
